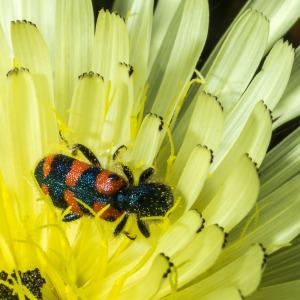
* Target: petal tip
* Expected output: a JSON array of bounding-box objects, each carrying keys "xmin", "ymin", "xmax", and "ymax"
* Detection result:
[{"xmin": 6, "ymin": 67, "xmax": 30, "ymax": 77}]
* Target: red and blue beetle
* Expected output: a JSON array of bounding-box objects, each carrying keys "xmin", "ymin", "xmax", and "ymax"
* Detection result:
[{"xmin": 34, "ymin": 143, "xmax": 174, "ymax": 238}]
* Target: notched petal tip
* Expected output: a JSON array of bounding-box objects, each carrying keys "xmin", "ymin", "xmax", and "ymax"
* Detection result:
[
  {"xmin": 213, "ymin": 223, "xmax": 228, "ymax": 248},
  {"xmin": 259, "ymin": 100, "xmax": 274, "ymax": 122},
  {"xmin": 11, "ymin": 19, "xmax": 37, "ymax": 27},
  {"xmin": 190, "ymin": 209, "xmax": 206, "ymax": 233},
  {"xmin": 197, "ymin": 144, "xmax": 214, "ymax": 163},
  {"xmin": 196, "ymin": 221, "xmax": 206, "ymax": 234},
  {"xmin": 6, "ymin": 67, "xmax": 30, "ymax": 77},
  {"xmin": 248, "ymin": 8, "xmax": 270, "ymax": 24},
  {"xmin": 245, "ymin": 152, "xmax": 259, "ymax": 173},
  {"xmin": 112, "ymin": 10, "xmax": 126, "ymax": 22},
  {"xmin": 203, "ymin": 91, "xmax": 224, "ymax": 112},
  {"xmin": 258, "ymin": 243, "xmax": 268, "ymax": 269},
  {"xmin": 160, "ymin": 253, "xmax": 175, "ymax": 279},
  {"xmin": 99, "ymin": 9, "xmax": 126, "ymax": 23},
  {"xmin": 78, "ymin": 71, "xmax": 104, "ymax": 81},
  {"xmin": 119, "ymin": 62, "xmax": 134, "ymax": 77},
  {"xmin": 282, "ymin": 39, "xmax": 295, "ymax": 52},
  {"xmin": 146, "ymin": 112, "xmax": 164, "ymax": 131}
]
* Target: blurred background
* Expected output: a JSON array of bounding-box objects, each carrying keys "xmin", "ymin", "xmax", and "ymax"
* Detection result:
[{"xmin": 91, "ymin": 0, "xmax": 300, "ymax": 149}]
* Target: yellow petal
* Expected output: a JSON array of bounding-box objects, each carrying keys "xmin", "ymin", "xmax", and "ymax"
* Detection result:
[
  {"xmin": 68, "ymin": 72, "xmax": 106, "ymax": 149},
  {"xmin": 2, "ymin": 68, "xmax": 42, "ymax": 205},
  {"xmin": 92, "ymin": 10, "xmax": 129, "ymax": 80},
  {"xmin": 200, "ymin": 101, "xmax": 271, "ymax": 205},
  {"xmin": 11, "ymin": 20, "xmax": 58, "ymax": 148},
  {"xmin": 176, "ymin": 145, "xmax": 212, "ymax": 212},
  {"xmin": 147, "ymin": 0, "xmax": 208, "ymax": 123},
  {"xmin": 171, "ymin": 92, "xmax": 223, "ymax": 182},
  {"xmin": 173, "ymin": 244, "xmax": 264, "ymax": 298},
  {"xmin": 204, "ymin": 9, "xmax": 269, "ymax": 113},
  {"xmin": 54, "ymin": 0, "xmax": 94, "ymax": 118},
  {"xmin": 201, "ymin": 154, "xmax": 259, "ymax": 231},
  {"xmin": 129, "ymin": 113, "xmax": 164, "ymax": 170}
]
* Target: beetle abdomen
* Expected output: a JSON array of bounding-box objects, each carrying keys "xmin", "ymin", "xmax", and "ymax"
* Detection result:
[{"xmin": 35, "ymin": 155, "xmax": 75, "ymax": 209}]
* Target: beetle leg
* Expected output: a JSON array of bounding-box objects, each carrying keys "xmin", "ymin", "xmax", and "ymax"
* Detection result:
[
  {"xmin": 114, "ymin": 213, "xmax": 129, "ymax": 236},
  {"xmin": 124, "ymin": 231, "xmax": 137, "ymax": 240},
  {"xmin": 63, "ymin": 212, "xmax": 81, "ymax": 222},
  {"xmin": 121, "ymin": 165, "xmax": 134, "ymax": 186},
  {"xmin": 59, "ymin": 131, "xmax": 102, "ymax": 168},
  {"xmin": 59, "ymin": 130, "xmax": 71, "ymax": 148},
  {"xmin": 71, "ymin": 144, "xmax": 102, "ymax": 169},
  {"xmin": 113, "ymin": 145, "xmax": 127, "ymax": 160},
  {"xmin": 137, "ymin": 218, "xmax": 150, "ymax": 238},
  {"xmin": 139, "ymin": 167, "xmax": 155, "ymax": 184}
]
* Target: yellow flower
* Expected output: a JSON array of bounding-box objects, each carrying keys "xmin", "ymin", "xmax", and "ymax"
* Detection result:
[{"xmin": 0, "ymin": 0, "xmax": 299, "ymax": 299}]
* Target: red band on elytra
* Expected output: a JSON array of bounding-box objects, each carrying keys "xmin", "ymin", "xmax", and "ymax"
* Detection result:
[
  {"xmin": 65, "ymin": 160, "xmax": 90, "ymax": 187},
  {"xmin": 43, "ymin": 155, "xmax": 54, "ymax": 178},
  {"xmin": 95, "ymin": 170, "xmax": 126, "ymax": 195},
  {"xmin": 64, "ymin": 190, "xmax": 83, "ymax": 215}
]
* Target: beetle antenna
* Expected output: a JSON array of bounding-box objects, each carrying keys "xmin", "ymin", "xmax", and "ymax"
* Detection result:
[
  {"xmin": 71, "ymin": 144, "xmax": 102, "ymax": 169},
  {"xmin": 59, "ymin": 130, "xmax": 71, "ymax": 148}
]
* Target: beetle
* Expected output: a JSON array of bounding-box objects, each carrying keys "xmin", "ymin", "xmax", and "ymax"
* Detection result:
[{"xmin": 34, "ymin": 143, "xmax": 174, "ymax": 238}]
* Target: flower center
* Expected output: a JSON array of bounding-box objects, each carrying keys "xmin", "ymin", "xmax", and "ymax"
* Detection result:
[{"xmin": 0, "ymin": 268, "xmax": 46, "ymax": 300}]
